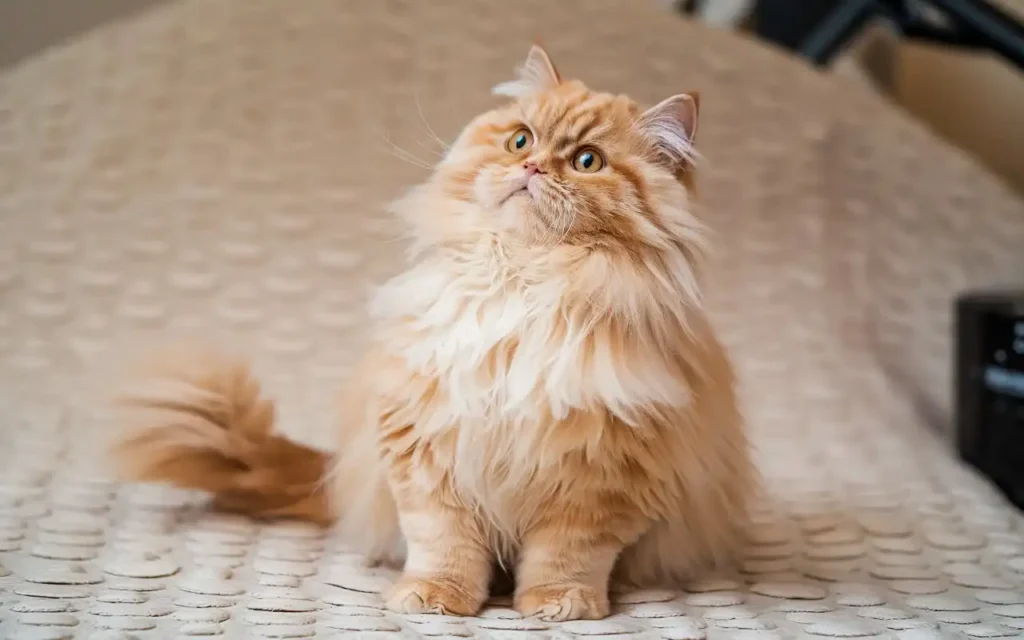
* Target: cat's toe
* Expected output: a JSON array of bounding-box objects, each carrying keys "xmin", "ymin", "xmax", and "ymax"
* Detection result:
[
  {"xmin": 384, "ymin": 575, "xmax": 483, "ymax": 616},
  {"xmin": 515, "ymin": 583, "xmax": 609, "ymax": 621}
]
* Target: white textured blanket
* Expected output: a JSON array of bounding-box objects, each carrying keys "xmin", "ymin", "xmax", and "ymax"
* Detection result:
[{"xmin": 1, "ymin": 1, "xmax": 1024, "ymax": 638}]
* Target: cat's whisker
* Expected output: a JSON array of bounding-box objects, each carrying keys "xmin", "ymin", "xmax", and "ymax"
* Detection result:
[
  {"xmin": 535, "ymin": 184, "xmax": 574, "ymax": 247},
  {"xmin": 415, "ymin": 91, "xmax": 452, "ymax": 152},
  {"xmin": 414, "ymin": 138, "xmax": 445, "ymax": 158},
  {"xmin": 554, "ymin": 208, "xmax": 577, "ymax": 246},
  {"xmin": 384, "ymin": 150, "xmax": 433, "ymax": 171},
  {"xmin": 381, "ymin": 139, "xmax": 434, "ymax": 168},
  {"xmin": 380, "ymin": 135, "xmax": 435, "ymax": 171},
  {"xmin": 382, "ymin": 148, "xmax": 433, "ymax": 171}
]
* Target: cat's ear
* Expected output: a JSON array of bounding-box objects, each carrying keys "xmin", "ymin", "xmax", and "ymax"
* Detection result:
[
  {"xmin": 492, "ymin": 45, "xmax": 562, "ymax": 99},
  {"xmin": 637, "ymin": 93, "xmax": 700, "ymax": 167}
]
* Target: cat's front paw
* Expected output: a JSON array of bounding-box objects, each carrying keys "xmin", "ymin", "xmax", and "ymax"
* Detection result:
[
  {"xmin": 515, "ymin": 583, "xmax": 610, "ymax": 621},
  {"xmin": 384, "ymin": 575, "xmax": 484, "ymax": 616}
]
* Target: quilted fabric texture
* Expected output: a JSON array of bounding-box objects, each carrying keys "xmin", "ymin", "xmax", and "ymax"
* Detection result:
[{"xmin": 2, "ymin": 0, "xmax": 1024, "ymax": 638}]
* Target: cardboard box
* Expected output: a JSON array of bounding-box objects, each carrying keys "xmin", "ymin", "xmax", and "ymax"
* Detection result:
[
  {"xmin": 844, "ymin": 18, "xmax": 1024, "ymax": 195},
  {"xmin": 895, "ymin": 41, "xmax": 1024, "ymax": 194}
]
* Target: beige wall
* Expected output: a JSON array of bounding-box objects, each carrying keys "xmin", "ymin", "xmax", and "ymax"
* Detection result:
[{"xmin": 0, "ymin": 0, "xmax": 167, "ymax": 68}]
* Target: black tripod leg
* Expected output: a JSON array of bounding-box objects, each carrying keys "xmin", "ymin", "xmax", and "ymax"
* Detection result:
[
  {"xmin": 927, "ymin": 0, "xmax": 1024, "ymax": 70},
  {"xmin": 798, "ymin": 0, "xmax": 881, "ymax": 65}
]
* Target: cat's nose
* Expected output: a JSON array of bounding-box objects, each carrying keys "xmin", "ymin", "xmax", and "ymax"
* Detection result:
[{"xmin": 524, "ymin": 162, "xmax": 546, "ymax": 176}]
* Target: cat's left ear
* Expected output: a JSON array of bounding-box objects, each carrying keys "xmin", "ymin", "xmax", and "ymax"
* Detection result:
[
  {"xmin": 492, "ymin": 45, "xmax": 562, "ymax": 99},
  {"xmin": 637, "ymin": 92, "xmax": 700, "ymax": 167}
]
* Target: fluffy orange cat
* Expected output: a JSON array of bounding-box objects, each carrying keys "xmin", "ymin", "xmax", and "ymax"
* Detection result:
[{"xmin": 112, "ymin": 45, "xmax": 755, "ymax": 621}]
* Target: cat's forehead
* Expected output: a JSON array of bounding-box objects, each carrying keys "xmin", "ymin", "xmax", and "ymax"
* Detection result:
[
  {"xmin": 525, "ymin": 82, "xmax": 633, "ymax": 116},
  {"xmin": 454, "ymin": 81, "xmax": 643, "ymax": 153},
  {"xmin": 518, "ymin": 81, "xmax": 638, "ymax": 134}
]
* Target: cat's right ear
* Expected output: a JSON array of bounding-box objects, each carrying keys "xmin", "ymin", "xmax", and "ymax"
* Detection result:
[
  {"xmin": 492, "ymin": 45, "xmax": 562, "ymax": 99},
  {"xmin": 637, "ymin": 93, "xmax": 700, "ymax": 168}
]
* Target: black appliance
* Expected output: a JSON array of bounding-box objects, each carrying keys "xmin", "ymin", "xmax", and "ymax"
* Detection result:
[{"xmin": 956, "ymin": 290, "xmax": 1024, "ymax": 508}]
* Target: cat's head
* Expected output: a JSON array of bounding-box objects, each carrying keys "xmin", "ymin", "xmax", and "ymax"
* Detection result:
[{"xmin": 394, "ymin": 45, "xmax": 704, "ymax": 262}]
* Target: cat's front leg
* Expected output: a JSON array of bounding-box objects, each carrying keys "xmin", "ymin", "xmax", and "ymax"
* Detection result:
[
  {"xmin": 514, "ymin": 508, "xmax": 647, "ymax": 621},
  {"xmin": 383, "ymin": 490, "xmax": 493, "ymax": 616}
]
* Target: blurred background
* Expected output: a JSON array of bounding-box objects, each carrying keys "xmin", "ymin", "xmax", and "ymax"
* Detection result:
[{"xmin": 3, "ymin": 0, "xmax": 1022, "ymax": 192}]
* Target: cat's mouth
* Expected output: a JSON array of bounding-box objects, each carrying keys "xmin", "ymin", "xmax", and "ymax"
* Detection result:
[
  {"xmin": 506, "ymin": 187, "xmax": 528, "ymax": 202},
  {"xmin": 499, "ymin": 175, "xmax": 534, "ymax": 205}
]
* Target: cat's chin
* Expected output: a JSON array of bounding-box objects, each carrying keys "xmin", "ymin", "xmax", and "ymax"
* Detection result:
[{"xmin": 496, "ymin": 200, "xmax": 550, "ymax": 243}]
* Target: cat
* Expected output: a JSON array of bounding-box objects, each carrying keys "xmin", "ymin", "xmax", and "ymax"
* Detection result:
[{"xmin": 111, "ymin": 45, "xmax": 756, "ymax": 622}]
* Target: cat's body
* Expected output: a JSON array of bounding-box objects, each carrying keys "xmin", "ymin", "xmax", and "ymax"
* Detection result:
[{"xmin": 112, "ymin": 46, "xmax": 756, "ymax": 621}]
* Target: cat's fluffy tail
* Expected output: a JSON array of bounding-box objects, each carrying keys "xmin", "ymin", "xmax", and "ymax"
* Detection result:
[{"xmin": 110, "ymin": 349, "xmax": 334, "ymax": 525}]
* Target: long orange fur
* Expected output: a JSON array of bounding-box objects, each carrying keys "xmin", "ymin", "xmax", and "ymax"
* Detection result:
[{"xmin": 111, "ymin": 45, "xmax": 756, "ymax": 621}]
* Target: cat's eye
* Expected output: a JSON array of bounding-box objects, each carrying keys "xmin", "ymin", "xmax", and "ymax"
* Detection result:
[
  {"xmin": 572, "ymin": 147, "xmax": 605, "ymax": 173},
  {"xmin": 505, "ymin": 128, "xmax": 534, "ymax": 153}
]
